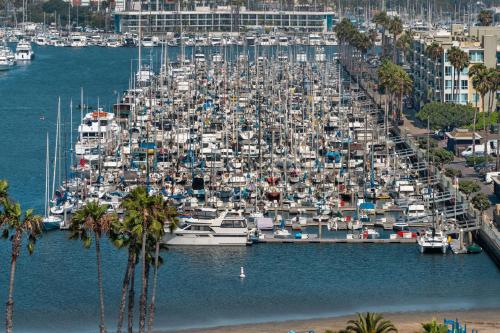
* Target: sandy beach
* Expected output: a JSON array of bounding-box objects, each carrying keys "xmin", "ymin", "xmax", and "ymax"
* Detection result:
[{"xmin": 169, "ymin": 309, "xmax": 500, "ymax": 333}]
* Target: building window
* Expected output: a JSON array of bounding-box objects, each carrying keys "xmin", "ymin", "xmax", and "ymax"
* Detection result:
[
  {"xmin": 445, "ymin": 93, "xmax": 452, "ymax": 102},
  {"xmin": 461, "ymin": 80, "xmax": 468, "ymax": 90},
  {"xmin": 445, "ymin": 80, "xmax": 452, "ymax": 89},
  {"xmin": 460, "ymin": 93, "xmax": 468, "ymax": 104},
  {"xmin": 473, "ymin": 92, "xmax": 480, "ymax": 104},
  {"xmin": 469, "ymin": 50, "xmax": 484, "ymax": 63},
  {"xmin": 445, "ymin": 66, "xmax": 452, "ymax": 76}
]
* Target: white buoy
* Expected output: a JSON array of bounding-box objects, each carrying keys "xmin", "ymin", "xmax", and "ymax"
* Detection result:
[{"xmin": 239, "ymin": 266, "xmax": 245, "ymax": 279}]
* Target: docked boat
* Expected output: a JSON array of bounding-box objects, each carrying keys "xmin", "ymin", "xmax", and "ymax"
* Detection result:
[
  {"xmin": 0, "ymin": 50, "xmax": 15, "ymax": 70},
  {"xmin": 163, "ymin": 208, "xmax": 250, "ymax": 246},
  {"xmin": 14, "ymin": 40, "xmax": 34, "ymax": 61},
  {"xmin": 417, "ymin": 228, "xmax": 449, "ymax": 254}
]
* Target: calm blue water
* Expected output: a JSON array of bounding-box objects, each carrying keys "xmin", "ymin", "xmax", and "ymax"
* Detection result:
[{"xmin": 0, "ymin": 46, "xmax": 499, "ymax": 333}]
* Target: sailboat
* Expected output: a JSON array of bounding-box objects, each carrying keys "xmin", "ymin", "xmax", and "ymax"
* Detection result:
[{"xmin": 42, "ymin": 133, "xmax": 62, "ymax": 231}]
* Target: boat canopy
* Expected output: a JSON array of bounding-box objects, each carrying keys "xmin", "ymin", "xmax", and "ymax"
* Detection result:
[{"xmin": 256, "ymin": 217, "xmax": 273, "ymax": 230}]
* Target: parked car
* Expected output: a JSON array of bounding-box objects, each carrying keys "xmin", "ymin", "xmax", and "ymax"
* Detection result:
[{"xmin": 485, "ymin": 171, "xmax": 500, "ymax": 184}]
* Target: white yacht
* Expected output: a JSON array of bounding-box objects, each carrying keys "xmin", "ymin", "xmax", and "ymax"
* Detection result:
[
  {"xmin": 163, "ymin": 208, "xmax": 250, "ymax": 246},
  {"xmin": 418, "ymin": 228, "xmax": 449, "ymax": 254},
  {"xmin": 0, "ymin": 50, "xmax": 15, "ymax": 71},
  {"xmin": 70, "ymin": 34, "xmax": 87, "ymax": 47},
  {"xmin": 15, "ymin": 40, "xmax": 34, "ymax": 61}
]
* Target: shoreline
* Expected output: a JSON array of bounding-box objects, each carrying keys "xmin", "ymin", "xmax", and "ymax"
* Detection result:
[{"xmin": 166, "ymin": 308, "xmax": 500, "ymax": 333}]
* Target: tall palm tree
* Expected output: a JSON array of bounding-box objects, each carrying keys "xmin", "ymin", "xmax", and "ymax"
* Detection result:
[
  {"xmin": 470, "ymin": 64, "xmax": 492, "ymax": 163},
  {"xmin": 147, "ymin": 201, "xmax": 178, "ymax": 333},
  {"xmin": 345, "ymin": 312, "xmax": 398, "ymax": 333},
  {"xmin": 388, "ymin": 17, "xmax": 403, "ymax": 63},
  {"xmin": 425, "ymin": 42, "xmax": 444, "ymax": 102},
  {"xmin": 469, "ymin": 63, "xmax": 487, "ymax": 164},
  {"xmin": 447, "ymin": 46, "xmax": 469, "ymax": 104},
  {"xmin": 372, "ymin": 11, "xmax": 389, "ymax": 57},
  {"xmin": 395, "ymin": 30, "xmax": 413, "ymax": 64},
  {"xmin": 4, "ymin": 200, "xmax": 43, "ymax": 333},
  {"xmin": 70, "ymin": 201, "xmax": 116, "ymax": 333},
  {"xmin": 111, "ymin": 208, "xmax": 141, "ymax": 333}
]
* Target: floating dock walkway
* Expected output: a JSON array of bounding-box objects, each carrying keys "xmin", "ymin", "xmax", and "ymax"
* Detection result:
[{"xmin": 259, "ymin": 238, "xmax": 417, "ymax": 244}]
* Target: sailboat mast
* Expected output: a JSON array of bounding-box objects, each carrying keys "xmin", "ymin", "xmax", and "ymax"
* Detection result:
[{"xmin": 52, "ymin": 98, "xmax": 60, "ymax": 199}]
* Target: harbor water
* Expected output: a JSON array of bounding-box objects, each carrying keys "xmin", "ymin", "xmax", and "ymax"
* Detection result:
[{"xmin": 0, "ymin": 46, "xmax": 499, "ymax": 333}]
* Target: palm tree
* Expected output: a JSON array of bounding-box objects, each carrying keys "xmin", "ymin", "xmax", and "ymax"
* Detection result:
[
  {"xmin": 421, "ymin": 319, "xmax": 448, "ymax": 333},
  {"xmin": 469, "ymin": 63, "xmax": 487, "ymax": 165},
  {"xmin": 4, "ymin": 200, "xmax": 43, "ymax": 333},
  {"xmin": 477, "ymin": 10, "xmax": 493, "ymax": 26},
  {"xmin": 470, "ymin": 64, "xmax": 492, "ymax": 163},
  {"xmin": 70, "ymin": 201, "xmax": 116, "ymax": 333},
  {"xmin": 388, "ymin": 17, "xmax": 403, "ymax": 63},
  {"xmin": 345, "ymin": 312, "xmax": 398, "ymax": 333},
  {"xmin": 425, "ymin": 42, "xmax": 444, "ymax": 102},
  {"xmin": 372, "ymin": 11, "xmax": 389, "ymax": 57},
  {"xmin": 395, "ymin": 30, "xmax": 413, "ymax": 64},
  {"xmin": 447, "ymin": 46, "xmax": 469, "ymax": 104},
  {"xmin": 147, "ymin": 201, "xmax": 178, "ymax": 333},
  {"xmin": 111, "ymin": 208, "xmax": 141, "ymax": 333}
]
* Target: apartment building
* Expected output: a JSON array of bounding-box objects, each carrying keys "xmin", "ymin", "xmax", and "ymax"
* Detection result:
[
  {"xmin": 113, "ymin": 6, "xmax": 335, "ymax": 33},
  {"xmin": 408, "ymin": 25, "xmax": 499, "ymax": 111}
]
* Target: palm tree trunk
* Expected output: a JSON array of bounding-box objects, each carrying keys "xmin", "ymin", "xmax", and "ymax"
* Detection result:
[
  {"xmin": 128, "ymin": 263, "xmax": 136, "ymax": 333},
  {"xmin": 147, "ymin": 241, "xmax": 160, "ymax": 333},
  {"xmin": 138, "ymin": 223, "xmax": 148, "ymax": 333},
  {"xmin": 117, "ymin": 240, "xmax": 136, "ymax": 333},
  {"xmin": 95, "ymin": 234, "xmax": 107, "ymax": 333},
  {"xmin": 5, "ymin": 231, "xmax": 21, "ymax": 333},
  {"xmin": 473, "ymin": 105, "xmax": 478, "ymax": 167}
]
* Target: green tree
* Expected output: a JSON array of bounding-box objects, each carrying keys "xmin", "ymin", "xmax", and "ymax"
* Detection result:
[
  {"xmin": 345, "ymin": 312, "xmax": 398, "ymax": 333},
  {"xmin": 458, "ymin": 180, "xmax": 481, "ymax": 199},
  {"xmin": 447, "ymin": 47, "xmax": 469, "ymax": 104},
  {"xmin": 471, "ymin": 193, "xmax": 490, "ymax": 212},
  {"xmin": 3, "ymin": 198, "xmax": 43, "ymax": 333},
  {"xmin": 430, "ymin": 148, "xmax": 454, "ymax": 168},
  {"xmin": 416, "ymin": 102, "xmax": 475, "ymax": 130},
  {"xmin": 70, "ymin": 201, "xmax": 116, "ymax": 333},
  {"xmin": 421, "ymin": 319, "xmax": 448, "ymax": 333},
  {"xmin": 478, "ymin": 10, "xmax": 493, "ymax": 26}
]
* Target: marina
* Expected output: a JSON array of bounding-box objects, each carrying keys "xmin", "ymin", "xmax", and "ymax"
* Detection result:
[
  {"xmin": 0, "ymin": 32, "xmax": 489, "ymax": 254},
  {"xmin": 0, "ymin": 13, "xmax": 499, "ymax": 332}
]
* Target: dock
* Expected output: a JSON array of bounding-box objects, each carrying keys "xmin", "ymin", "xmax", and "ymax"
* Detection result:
[{"xmin": 258, "ymin": 237, "xmax": 417, "ymax": 244}]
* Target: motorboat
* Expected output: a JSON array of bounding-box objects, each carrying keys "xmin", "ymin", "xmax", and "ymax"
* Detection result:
[
  {"xmin": 14, "ymin": 39, "xmax": 34, "ymax": 61},
  {"xmin": 163, "ymin": 208, "xmax": 250, "ymax": 246},
  {"xmin": 0, "ymin": 50, "xmax": 15, "ymax": 71},
  {"xmin": 417, "ymin": 228, "xmax": 449, "ymax": 254}
]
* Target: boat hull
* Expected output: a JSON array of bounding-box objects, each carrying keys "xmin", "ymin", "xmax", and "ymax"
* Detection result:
[{"xmin": 163, "ymin": 233, "xmax": 249, "ymax": 246}]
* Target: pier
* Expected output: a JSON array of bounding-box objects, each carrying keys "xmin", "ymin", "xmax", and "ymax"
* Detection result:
[
  {"xmin": 343, "ymin": 49, "xmax": 500, "ymax": 266},
  {"xmin": 258, "ymin": 237, "xmax": 417, "ymax": 244}
]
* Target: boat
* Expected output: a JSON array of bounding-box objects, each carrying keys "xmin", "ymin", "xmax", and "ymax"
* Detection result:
[
  {"xmin": 42, "ymin": 133, "xmax": 62, "ymax": 231},
  {"xmin": 361, "ymin": 227, "xmax": 380, "ymax": 239},
  {"xmin": 466, "ymin": 244, "xmax": 483, "ymax": 254},
  {"xmin": 0, "ymin": 50, "xmax": 15, "ymax": 70},
  {"xmin": 163, "ymin": 208, "xmax": 249, "ymax": 246},
  {"xmin": 392, "ymin": 222, "xmax": 409, "ymax": 232},
  {"xmin": 417, "ymin": 228, "xmax": 449, "ymax": 254},
  {"xmin": 14, "ymin": 40, "xmax": 34, "ymax": 61}
]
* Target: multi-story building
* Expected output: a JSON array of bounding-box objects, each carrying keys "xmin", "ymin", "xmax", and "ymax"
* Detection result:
[
  {"xmin": 408, "ymin": 25, "xmax": 499, "ymax": 112},
  {"xmin": 113, "ymin": 6, "xmax": 336, "ymax": 33}
]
